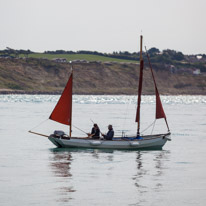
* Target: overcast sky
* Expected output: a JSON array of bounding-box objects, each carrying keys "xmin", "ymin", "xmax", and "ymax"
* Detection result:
[{"xmin": 0, "ymin": 0, "xmax": 205, "ymax": 54}]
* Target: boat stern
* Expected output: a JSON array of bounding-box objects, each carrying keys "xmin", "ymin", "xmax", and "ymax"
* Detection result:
[{"xmin": 48, "ymin": 130, "xmax": 70, "ymax": 147}]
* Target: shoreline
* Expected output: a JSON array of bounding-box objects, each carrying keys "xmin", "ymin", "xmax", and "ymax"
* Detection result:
[{"xmin": 0, "ymin": 90, "xmax": 205, "ymax": 96}]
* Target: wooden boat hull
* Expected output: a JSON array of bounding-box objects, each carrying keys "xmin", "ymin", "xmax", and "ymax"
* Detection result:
[{"xmin": 48, "ymin": 133, "xmax": 171, "ymax": 150}]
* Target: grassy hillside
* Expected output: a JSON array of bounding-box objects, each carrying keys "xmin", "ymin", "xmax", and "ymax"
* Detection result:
[{"xmin": 26, "ymin": 53, "xmax": 137, "ymax": 63}]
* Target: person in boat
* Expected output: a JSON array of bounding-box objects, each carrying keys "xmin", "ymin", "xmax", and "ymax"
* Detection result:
[
  {"xmin": 101, "ymin": 125, "xmax": 114, "ymax": 140},
  {"xmin": 87, "ymin": 123, "xmax": 100, "ymax": 139}
]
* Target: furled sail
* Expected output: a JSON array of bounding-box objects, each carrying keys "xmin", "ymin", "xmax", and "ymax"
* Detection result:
[
  {"xmin": 49, "ymin": 73, "xmax": 73, "ymax": 126},
  {"xmin": 135, "ymin": 59, "xmax": 144, "ymax": 123},
  {"xmin": 136, "ymin": 35, "xmax": 144, "ymax": 135}
]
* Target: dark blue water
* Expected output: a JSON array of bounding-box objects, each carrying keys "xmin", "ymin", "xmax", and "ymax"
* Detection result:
[{"xmin": 0, "ymin": 95, "xmax": 205, "ymax": 206}]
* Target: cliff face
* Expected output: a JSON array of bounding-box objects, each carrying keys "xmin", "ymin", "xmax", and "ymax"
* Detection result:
[{"xmin": 0, "ymin": 58, "xmax": 205, "ymax": 95}]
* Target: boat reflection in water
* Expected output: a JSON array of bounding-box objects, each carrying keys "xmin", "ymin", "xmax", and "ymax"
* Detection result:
[
  {"xmin": 48, "ymin": 148, "xmax": 170, "ymax": 205},
  {"xmin": 133, "ymin": 150, "xmax": 171, "ymax": 204},
  {"xmin": 49, "ymin": 148, "xmax": 75, "ymax": 203}
]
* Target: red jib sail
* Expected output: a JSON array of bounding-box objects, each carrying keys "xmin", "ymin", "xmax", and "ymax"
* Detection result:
[{"xmin": 49, "ymin": 73, "xmax": 73, "ymax": 125}]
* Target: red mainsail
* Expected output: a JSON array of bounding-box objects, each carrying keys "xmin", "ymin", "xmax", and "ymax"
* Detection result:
[{"xmin": 49, "ymin": 73, "xmax": 73, "ymax": 125}]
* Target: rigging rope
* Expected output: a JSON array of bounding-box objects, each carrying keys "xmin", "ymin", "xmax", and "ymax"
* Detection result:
[
  {"xmin": 72, "ymin": 124, "xmax": 88, "ymax": 135},
  {"xmin": 29, "ymin": 119, "xmax": 49, "ymax": 132},
  {"xmin": 141, "ymin": 119, "xmax": 156, "ymax": 134},
  {"xmin": 121, "ymin": 97, "xmax": 132, "ymax": 134},
  {"xmin": 151, "ymin": 119, "xmax": 156, "ymax": 135}
]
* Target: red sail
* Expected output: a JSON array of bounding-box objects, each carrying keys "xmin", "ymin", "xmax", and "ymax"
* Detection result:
[
  {"xmin": 136, "ymin": 59, "xmax": 144, "ymax": 123},
  {"xmin": 145, "ymin": 48, "xmax": 169, "ymax": 130},
  {"xmin": 147, "ymin": 54, "xmax": 166, "ymax": 119},
  {"xmin": 155, "ymin": 88, "xmax": 166, "ymax": 119},
  {"xmin": 49, "ymin": 73, "xmax": 72, "ymax": 125}
]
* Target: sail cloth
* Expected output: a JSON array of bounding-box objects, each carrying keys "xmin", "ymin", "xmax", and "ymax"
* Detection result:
[
  {"xmin": 155, "ymin": 85, "xmax": 166, "ymax": 119},
  {"xmin": 145, "ymin": 48, "xmax": 169, "ymax": 130},
  {"xmin": 49, "ymin": 73, "xmax": 73, "ymax": 125},
  {"xmin": 145, "ymin": 51, "xmax": 166, "ymax": 119}
]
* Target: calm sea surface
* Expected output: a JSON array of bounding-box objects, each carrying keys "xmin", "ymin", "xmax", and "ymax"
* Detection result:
[{"xmin": 0, "ymin": 95, "xmax": 206, "ymax": 206}]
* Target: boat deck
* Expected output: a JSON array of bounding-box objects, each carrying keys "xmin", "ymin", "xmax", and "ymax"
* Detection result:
[{"xmin": 59, "ymin": 132, "xmax": 171, "ymax": 141}]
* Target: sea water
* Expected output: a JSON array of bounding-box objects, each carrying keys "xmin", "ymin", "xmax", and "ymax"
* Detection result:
[{"xmin": 0, "ymin": 95, "xmax": 206, "ymax": 206}]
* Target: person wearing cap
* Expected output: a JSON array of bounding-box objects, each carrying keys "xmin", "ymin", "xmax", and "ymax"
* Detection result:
[
  {"xmin": 87, "ymin": 123, "xmax": 100, "ymax": 139},
  {"xmin": 101, "ymin": 125, "xmax": 114, "ymax": 140}
]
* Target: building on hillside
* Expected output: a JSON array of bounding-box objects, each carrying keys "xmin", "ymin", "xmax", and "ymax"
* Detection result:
[
  {"xmin": 71, "ymin": 60, "xmax": 88, "ymax": 63},
  {"xmin": 52, "ymin": 58, "xmax": 67, "ymax": 63},
  {"xmin": 193, "ymin": 68, "xmax": 201, "ymax": 75}
]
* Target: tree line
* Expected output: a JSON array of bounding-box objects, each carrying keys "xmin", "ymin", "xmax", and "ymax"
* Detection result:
[
  {"xmin": 1, "ymin": 47, "xmax": 206, "ymax": 72},
  {"xmin": 0, "ymin": 48, "xmax": 33, "ymax": 58}
]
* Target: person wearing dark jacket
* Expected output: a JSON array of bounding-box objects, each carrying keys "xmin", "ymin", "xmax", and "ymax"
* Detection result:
[
  {"xmin": 101, "ymin": 125, "xmax": 114, "ymax": 140},
  {"xmin": 87, "ymin": 124, "xmax": 100, "ymax": 139}
]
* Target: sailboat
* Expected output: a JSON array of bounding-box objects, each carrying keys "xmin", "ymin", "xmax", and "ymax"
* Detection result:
[{"xmin": 30, "ymin": 36, "xmax": 171, "ymax": 149}]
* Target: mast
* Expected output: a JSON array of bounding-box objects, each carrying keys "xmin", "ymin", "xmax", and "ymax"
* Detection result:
[
  {"xmin": 69, "ymin": 68, "xmax": 73, "ymax": 137},
  {"xmin": 136, "ymin": 35, "xmax": 144, "ymax": 136},
  {"xmin": 140, "ymin": 35, "xmax": 143, "ymax": 61}
]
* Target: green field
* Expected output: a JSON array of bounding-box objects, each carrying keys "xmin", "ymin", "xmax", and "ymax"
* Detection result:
[{"xmin": 28, "ymin": 53, "xmax": 137, "ymax": 63}]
